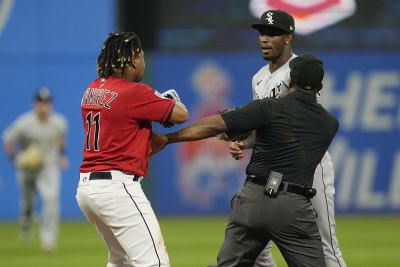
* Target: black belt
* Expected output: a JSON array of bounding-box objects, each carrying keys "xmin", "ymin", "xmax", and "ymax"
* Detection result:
[
  {"xmin": 89, "ymin": 172, "xmax": 140, "ymax": 182},
  {"xmin": 246, "ymin": 175, "xmax": 316, "ymax": 199}
]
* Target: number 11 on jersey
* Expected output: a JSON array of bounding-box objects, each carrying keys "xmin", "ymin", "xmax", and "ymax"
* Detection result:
[{"xmin": 85, "ymin": 111, "xmax": 100, "ymax": 151}]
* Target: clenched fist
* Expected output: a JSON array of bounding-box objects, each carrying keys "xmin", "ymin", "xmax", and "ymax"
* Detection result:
[{"xmin": 230, "ymin": 141, "xmax": 247, "ymax": 160}]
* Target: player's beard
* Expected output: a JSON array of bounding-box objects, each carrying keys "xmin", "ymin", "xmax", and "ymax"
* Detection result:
[
  {"xmin": 263, "ymin": 44, "xmax": 285, "ymax": 62},
  {"xmin": 263, "ymin": 51, "xmax": 280, "ymax": 62},
  {"xmin": 263, "ymin": 53, "xmax": 276, "ymax": 61}
]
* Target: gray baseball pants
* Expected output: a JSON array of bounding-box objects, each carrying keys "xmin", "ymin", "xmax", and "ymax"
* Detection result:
[
  {"xmin": 216, "ymin": 181, "xmax": 325, "ymax": 267},
  {"xmin": 17, "ymin": 166, "xmax": 60, "ymax": 250}
]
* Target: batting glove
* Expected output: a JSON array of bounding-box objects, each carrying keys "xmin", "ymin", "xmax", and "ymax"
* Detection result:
[{"xmin": 161, "ymin": 89, "xmax": 181, "ymax": 102}]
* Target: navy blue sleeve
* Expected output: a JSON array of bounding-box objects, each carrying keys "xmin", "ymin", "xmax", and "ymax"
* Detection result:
[{"xmin": 220, "ymin": 99, "xmax": 271, "ymax": 138}]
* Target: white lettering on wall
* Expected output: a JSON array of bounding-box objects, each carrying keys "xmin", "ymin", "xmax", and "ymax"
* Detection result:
[
  {"xmin": 321, "ymin": 72, "xmax": 362, "ymax": 130},
  {"xmin": 388, "ymin": 151, "xmax": 400, "ymax": 208},
  {"xmin": 330, "ymin": 139, "xmax": 357, "ymax": 208},
  {"xmin": 361, "ymin": 72, "xmax": 400, "ymax": 131},
  {"xmin": 356, "ymin": 150, "xmax": 384, "ymax": 208},
  {"xmin": 321, "ymin": 70, "xmax": 400, "ymax": 211},
  {"xmin": 330, "ymin": 139, "xmax": 399, "ymax": 210}
]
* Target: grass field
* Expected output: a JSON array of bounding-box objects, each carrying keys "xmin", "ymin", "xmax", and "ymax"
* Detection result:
[{"xmin": 1, "ymin": 216, "xmax": 399, "ymax": 267}]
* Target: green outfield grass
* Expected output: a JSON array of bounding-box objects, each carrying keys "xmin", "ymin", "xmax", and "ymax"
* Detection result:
[{"xmin": 1, "ymin": 216, "xmax": 399, "ymax": 267}]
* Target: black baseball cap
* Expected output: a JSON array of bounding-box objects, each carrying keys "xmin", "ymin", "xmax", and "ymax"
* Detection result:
[
  {"xmin": 251, "ymin": 10, "xmax": 295, "ymax": 34},
  {"xmin": 35, "ymin": 87, "xmax": 52, "ymax": 102},
  {"xmin": 289, "ymin": 53, "xmax": 324, "ymax": 90}
]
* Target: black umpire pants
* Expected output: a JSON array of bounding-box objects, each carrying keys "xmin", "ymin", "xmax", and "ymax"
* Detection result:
[{"xmin": 217, "ymin": 181, "xmax": 325, "ymax": 267}]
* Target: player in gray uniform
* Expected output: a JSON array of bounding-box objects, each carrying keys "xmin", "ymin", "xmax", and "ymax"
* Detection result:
[
  {"xmin": 230, "ymin": 10, "xmax": 346, "ymax": 267},
  {"xmin": 3, "ymin": 88, "xmax": 68, "ymax": 251}
]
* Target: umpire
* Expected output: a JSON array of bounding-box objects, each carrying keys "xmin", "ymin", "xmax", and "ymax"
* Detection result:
[{"xmin": 156, "ymin": 53, "xmax": 338, "ymax": 267}]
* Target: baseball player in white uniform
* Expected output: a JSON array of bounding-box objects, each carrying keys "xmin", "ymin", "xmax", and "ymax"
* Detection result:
[
  {"xmin": 3, "ymin": 87, "xmax": 68, "ymax": 251},
  {"xmin": 230, "ymin": 10, "xmax": 346, "ymax": 267}
]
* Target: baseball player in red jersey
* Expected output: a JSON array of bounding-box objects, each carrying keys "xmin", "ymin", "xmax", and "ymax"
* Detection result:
[{"xmin": 76, "ymin": 32, "xmax": 188, "ymax": 267}]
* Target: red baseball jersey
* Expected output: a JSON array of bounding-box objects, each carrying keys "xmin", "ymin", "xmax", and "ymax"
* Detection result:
[{"xmin": 80, "ymin": 76, "xmax": 175, "ymax": 177}]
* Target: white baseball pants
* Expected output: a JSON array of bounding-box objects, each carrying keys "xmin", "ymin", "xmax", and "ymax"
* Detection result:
[
  {"xmin": 254, "ymin": 152, "xmax": 346, "ymax": 267},
  {"xmin": 76, "ymin": 170, "xmax": 170, "ymax": 267}
]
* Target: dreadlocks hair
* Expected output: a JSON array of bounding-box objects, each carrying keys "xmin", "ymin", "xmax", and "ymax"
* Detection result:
[{"xmin": 96, "ymin": 32, "xmax": 143, "ymax": 79}]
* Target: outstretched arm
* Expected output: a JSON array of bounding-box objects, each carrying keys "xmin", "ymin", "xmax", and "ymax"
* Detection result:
[
  {"xmin": 150, "ymin": 115, "xmax": 227, "ymax": 156},
  {"xmin": 166, "ymin": 115, "xmax": 227, "ymax": 144},
  {"xmin": 150, "ymin": 132, "xmax": 168, "ymax": 156}
]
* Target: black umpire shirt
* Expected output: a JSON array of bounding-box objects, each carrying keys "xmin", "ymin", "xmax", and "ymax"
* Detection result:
[{"xmin": 221, "ymin": 91, "xmax": 339, "ymax": 186}]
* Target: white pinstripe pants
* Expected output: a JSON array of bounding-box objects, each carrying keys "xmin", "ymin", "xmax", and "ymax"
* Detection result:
[{"xmin": 76, "ymin": 170, "xmax": 170, "ymax": 267}]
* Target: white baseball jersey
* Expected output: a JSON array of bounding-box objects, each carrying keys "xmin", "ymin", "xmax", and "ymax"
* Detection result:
[
  {"xmin": 3, "ymin": 111, "xmax": 67, "ymax": 167},
  {"xmin": 251, "ymin": 54, "xmax": 347, "ymax": 267},
  {"xmin": 252, "ymin": 54, "xmax": 296, "ymax": 100}
]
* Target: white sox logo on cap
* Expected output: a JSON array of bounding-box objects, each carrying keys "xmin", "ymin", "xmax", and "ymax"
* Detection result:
[{"xmin": 266, "ymin": 12, "xmax": 274, "ymax": 24}]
